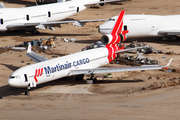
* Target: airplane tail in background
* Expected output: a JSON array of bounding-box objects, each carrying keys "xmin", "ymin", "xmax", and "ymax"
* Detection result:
[
  {"xmin": 111, "ymin": 10, "xmax": 125, "ymax": 35},
  {"xmin": 101, "ymin": 10, "xmax": 129, "ymax": 45}
]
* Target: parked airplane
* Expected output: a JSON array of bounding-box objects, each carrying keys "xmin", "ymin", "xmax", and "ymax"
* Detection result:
[
  {"xmin": 98, "ymin": 14, "xmax": 180, "ymax": 44},
  {"xmin": 0, "ymin": 0, "xmax": 122, "ymax": 34},
  {"xmin": 8, "ymin": 11, "xmax": 172, "ymax": 95},
  {"xmin": 36, "ymin": 0, "xmax": 122, "ymax": 6}
]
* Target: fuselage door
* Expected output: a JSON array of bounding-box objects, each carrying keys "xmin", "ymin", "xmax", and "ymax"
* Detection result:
[
  {"xmin": 24, "ymin": 74, "xmax": 28, "ymax": 82},
  {"xmin": 77, "ymin": 7, "xmax": 79, "ymax": 13},
  {"xmin": 124, "ymin": 25, "xmax": 127, "ymax": 30},
  {"xmin": 0, "ymin": 18, "xmax": 3, "ymax": 25},
  {"xmin": 48, "ymin": 11, "xmax": 51, "ymax": 17},
  {"xmin": 26, "ymin": 15, "xmax": 30, "ymax": 21}
]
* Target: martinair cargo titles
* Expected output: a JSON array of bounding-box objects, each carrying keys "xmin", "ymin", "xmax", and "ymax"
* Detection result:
[
  {"xmin": 99, "ymin": 14, "xmax": 180, "ymax": 44},
  {"xmin": 0, "ymin": 0, "xmax": 122, "ymax": 34},
  {"xmin": 8, "ymin": 11, "xmax": 172, "ymax": 95}
]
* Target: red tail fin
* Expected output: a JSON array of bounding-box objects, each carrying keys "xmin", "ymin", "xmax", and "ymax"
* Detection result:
[
  {"xmin": 101, "ymin": 10, "xmax": 128, "ymax": 45},
  {"xmin": 111, "ymin": 10, "xmax": 125, "ymax": 35}
]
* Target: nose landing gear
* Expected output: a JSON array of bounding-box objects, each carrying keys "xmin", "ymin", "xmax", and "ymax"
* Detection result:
[{"xmin": 25, "ymin": 86, "xmax": 30, "ymax": 95}]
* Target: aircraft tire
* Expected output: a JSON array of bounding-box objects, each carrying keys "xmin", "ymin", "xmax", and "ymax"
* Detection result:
[
  {"xmin": 75, "ymin": 75, "xmax": 84, "ymax": 81},
  {"xmin": 93, "ymin": 78, "xmax": 97, "ymax": 83},
  {"xmin": 25, "ymin": 91, "xmax": 30, "ymax": 95}
]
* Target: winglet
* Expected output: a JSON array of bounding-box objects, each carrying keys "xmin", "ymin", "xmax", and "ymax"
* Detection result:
[
  {"xmin": 165, "ymin": 58, "xmax": 173, "ymax": 69},
  {"xmin": 27, "ymin": 42, "xmax": 32, "ymax": 53}
]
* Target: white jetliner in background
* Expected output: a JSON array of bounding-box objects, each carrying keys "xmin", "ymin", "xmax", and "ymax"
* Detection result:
[
  {"xmin": 0, "ymin": 0, "xmax": 122, "ymax": 34},
  {"xmin": 8, "ymin": 11, "xmax": 172, "ymax": 95},
  {"xmin": 99, "ymin": 14, "xmax": 180, "ymax": 43}
]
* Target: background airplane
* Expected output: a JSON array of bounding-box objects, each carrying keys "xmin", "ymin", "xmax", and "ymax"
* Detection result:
[
  {"xmin": 36, "ymin": 0, "xmax": 124, "ymax": 6},
  {"xmin": 8, "ymin": 11, "xmax": 172, "ymax": 95},
  {"xmin": 98, "ymin": 14, "xmax": 180, "ymax": 43},
  {"xmin": 0, "ymin": 0, "xmax": 122, "ymax": 34}
]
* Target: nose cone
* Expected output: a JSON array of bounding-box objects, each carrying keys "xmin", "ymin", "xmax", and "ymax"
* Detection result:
[
  {"xmin": 98, "ymin": 22, "xmax": 112, "ymax": 34},
  {"xmin": 8, "ymin": 78, "xmax": 19, "ymax": 87}
]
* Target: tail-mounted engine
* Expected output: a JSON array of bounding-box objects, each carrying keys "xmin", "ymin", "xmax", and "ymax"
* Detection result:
[{"xmin": 101, "ymin": 30, "xmax": 128, "ymax": 45}]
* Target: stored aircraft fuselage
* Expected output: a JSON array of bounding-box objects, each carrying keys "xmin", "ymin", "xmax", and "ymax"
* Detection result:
[
  {"xmin": 99, "ymin": 14, "xmax": 180, "ymax": 38},
  {"xmin": 0, "ymin": 0, "xmax": 103, "ymax": 31}
]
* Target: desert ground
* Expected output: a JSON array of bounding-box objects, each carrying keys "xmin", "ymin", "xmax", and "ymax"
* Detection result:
[{"xmin": 1, "ymin": 0, "xmax": 180, "ymax": 120}]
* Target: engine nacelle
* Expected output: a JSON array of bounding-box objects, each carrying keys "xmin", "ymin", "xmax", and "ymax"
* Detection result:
[
  {"xmin": 36, "ymin": 0, "xmax": 57, "ymax": 5},
  {"xmin": 98, "ymin": 0, "xmax": 106, "ymax": 6},
  {"xmin": 101, "ymin": 34, "xmax": 125, "ymax": 45}
]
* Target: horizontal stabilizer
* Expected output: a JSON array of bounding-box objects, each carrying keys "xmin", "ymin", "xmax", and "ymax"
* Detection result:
[{"xmin": 115, "ymin": 46, "xmax": 144, "ymax": 53}]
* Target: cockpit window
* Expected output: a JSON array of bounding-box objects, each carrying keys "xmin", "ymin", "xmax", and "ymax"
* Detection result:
[
  {"xmin": 9, "ymin": 75, "xmax": 20, "ymax": 79},
  {"xmin": 108, "ymin": 18, "xmax": 115, "ymax": 21},
  {"xmin": 9, "ymin": 76, "xmax": 15, "ymax": 79}
]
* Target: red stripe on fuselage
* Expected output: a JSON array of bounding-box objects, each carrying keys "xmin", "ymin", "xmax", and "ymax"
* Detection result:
[
  {"xmin": 34, "ymin": 69, "xmax": 38, "ymax": 82},
  {"xmin": 34, "ymin": 68, "xmax": 43, "ymax": 82},
  {"xmin": 40, "ymin": 68, "xmax": 43, "ymax": 76}
]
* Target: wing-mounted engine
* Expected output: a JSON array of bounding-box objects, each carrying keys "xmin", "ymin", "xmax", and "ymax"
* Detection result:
[{"xmin": 99, "ymin": 0, "xmax": 106, "ymax": 6}]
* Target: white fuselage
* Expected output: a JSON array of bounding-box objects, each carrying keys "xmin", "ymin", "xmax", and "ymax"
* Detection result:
[
  {"xmin": 99, "ymin": 14, "xmax": 180, "ymax": 38},
  {"xmin": 8, "ymin": 47, "xmax": 110, "ymax": 88},
  {"xmin": 0, "ymin": 0, "xmax": 100, "ymax": 31}
]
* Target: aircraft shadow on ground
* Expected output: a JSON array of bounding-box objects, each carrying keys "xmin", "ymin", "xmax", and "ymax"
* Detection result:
[
  {"xmin": 125, "ymin": 37, "xmax": 180, "ymax": 46},
  {"xmin": 95, "ymin": 79, "xmax": 144, "ymax": 84},
  {"xmin": 0, "ymin": 63, "xmax": 19, "ymax": 71},
  {"xmin": 0, "ymin": 75, "xmax": 143, "ymax": 97},
  {"xmin": 1, "ymin": 0, "xmax": 36, "ymax": 6},
  {"xmin": 0, "ymin": 77, "xmax": 83, "ymax": 97}
]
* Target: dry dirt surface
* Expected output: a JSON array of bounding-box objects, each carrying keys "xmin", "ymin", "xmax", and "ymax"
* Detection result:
[{"xmin": 1, "ymin": 0, "xmax": 180, "ymax": 120}]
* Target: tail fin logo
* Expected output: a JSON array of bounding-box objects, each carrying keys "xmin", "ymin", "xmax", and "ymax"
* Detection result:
[
  {"xmin": 34, "ymin": 68, "xmax": 43, "ymax": 82},
  {"xmin": 111, "ymin": 10, "xmax": 125, "ymax": 36},
  {"xmin": 102, "ymin": 10, "xmax": 129, "ymax": 45}
]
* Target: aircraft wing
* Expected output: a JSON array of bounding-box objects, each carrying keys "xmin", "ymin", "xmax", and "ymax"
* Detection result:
[
  {"xmin": 85, "ymin": 0, "xmax": 126, "ymax": 6},
  {"xmin": 6, "ymin": 19, "xmax": 108, "ymax": 30},
  {"xmin": 158, "ymin": 30, "xmax": 180, "ymax": 36},
  {"xmin": 115, "ymin": 46, "xmax": 144, "ymax": 53},
  {"xmin": 26, "ymin": 43, "xmax": 48, "ymax": 63},
  {"xmin": 69, "ymin": 58, "xmax": 173, "ymax": 76},
  {"xmin": 0, "ymin": 3, "xmax": 5, "ymax": 8}
]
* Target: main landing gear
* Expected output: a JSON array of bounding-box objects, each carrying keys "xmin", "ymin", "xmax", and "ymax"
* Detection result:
[
  {"xmin": 86, "ymin": 74, "xmax": 97, "ymax": 83},
  {"xmin": 75, "ymin": 74, "xmax": 97, "ymax": 84},
  {"xmin": 31, "ymin": 28, "xmax": 40, "ymax": 35},
  {"xmin": 75, "ymin": 74, "xmax": 84, "ymax": 81}
]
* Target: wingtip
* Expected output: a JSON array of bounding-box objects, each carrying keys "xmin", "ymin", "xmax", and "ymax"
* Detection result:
[
  {"xmin": 27, "ymin": 42, "xmax": 32, "ymax": 53},
  {"xmin": 165, "ymin": 58, "xmax": 173, "ymax": 68}
]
